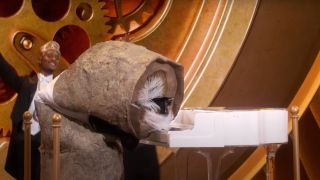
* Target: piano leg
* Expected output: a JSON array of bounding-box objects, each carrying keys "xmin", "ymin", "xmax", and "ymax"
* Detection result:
[
  {"xmin": 185, "ymin": 147, "xmax": 235, "ymax": 180},
  {"xmin": 214, "ymin": 147, "xmax": 235, "ymax": 180},
  {"xmin": 191, "ymin": 149, "xmax": 213, "ymax": 180}
]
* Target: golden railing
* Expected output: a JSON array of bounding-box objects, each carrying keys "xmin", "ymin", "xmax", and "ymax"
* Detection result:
[
  {"xmin": 23, "ymin": 112, "xmax": 32, "ymax": 180},
  {"xmin": 23, "ymin": 112, "xmax": 61, "ymax": 180}
]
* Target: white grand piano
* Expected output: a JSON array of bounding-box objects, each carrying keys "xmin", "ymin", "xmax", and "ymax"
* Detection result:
[
  {"xmin": 142, "ymin": 107, "xmax": 288, "ymax": 147},
  {"xmin": 141, "ymin": 108, "xmax": 288, "ymax": 180}
]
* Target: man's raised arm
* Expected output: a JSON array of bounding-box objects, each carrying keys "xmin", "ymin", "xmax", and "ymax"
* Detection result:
[{"xmin": 0, "ymin": 53, "xmax": 24, "ymax": 92}]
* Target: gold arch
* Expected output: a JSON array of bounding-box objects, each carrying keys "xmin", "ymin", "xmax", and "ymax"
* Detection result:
[{"xmin": 229, "ymin": 50, "xmax": 320, "ymax": 179}]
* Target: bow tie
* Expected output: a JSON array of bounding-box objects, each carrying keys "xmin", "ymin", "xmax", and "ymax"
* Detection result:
[{"xmin": 38, "ymin": 74, "xmax": 53, "ymax": 83}]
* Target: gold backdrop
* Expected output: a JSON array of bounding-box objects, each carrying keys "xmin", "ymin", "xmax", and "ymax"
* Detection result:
[{"xmin": 1, "ymin": 0, "xmax": 320, "ymax": 179}]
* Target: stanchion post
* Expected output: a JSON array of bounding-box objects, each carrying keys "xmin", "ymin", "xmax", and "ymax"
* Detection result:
[
  {"xmin": 52, "ymin": 113, "xmax": 61, "ymax": 180},
  {"xmin": 291, "ymin": 106, "xmax": 300, "ymax": 180},
  {"xmin": 23, "ymin": 111, "xmax": 32, "ymax": 180}
]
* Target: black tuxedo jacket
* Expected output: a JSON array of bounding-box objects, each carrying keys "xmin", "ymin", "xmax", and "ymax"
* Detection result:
[{"xmin": 0, "ymin": 53, "xmax": 40, "ymax": 180}]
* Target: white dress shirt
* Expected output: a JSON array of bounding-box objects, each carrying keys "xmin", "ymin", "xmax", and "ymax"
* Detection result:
[{"xmin": 25, "ymin": 73, "xmax": 53, "ymax": 135}]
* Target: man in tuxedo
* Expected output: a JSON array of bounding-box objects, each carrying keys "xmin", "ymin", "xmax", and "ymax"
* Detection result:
[{"xmin": 0, "ymin": 41, "xmax": 61, "ymax": 180}]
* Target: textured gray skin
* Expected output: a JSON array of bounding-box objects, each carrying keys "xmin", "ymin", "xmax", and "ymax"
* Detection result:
[
  {"xmin": 36, "ymin": 102, "xmax": 123, "ymax": 180},
  {"xmin": 36, "ymin": 41, "xmax": 184, "ymax": 180},
  {"xmin": 52, "ymin": 41, "xmax": 184, "ymax": 138}
]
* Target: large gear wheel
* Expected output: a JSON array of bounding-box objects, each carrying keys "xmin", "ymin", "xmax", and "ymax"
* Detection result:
[
  {"xmin": 102, "ymin": 0, "xmax": 172, "ymax": 42},
  {"xmin": 0, "ymin": 0, "xmax": 111, "ymax": 136}
]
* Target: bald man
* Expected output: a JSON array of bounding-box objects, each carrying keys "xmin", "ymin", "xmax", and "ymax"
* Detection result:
[{"xmin": 0, "ymin": 41, "xmax": 61, "ymax": 180}]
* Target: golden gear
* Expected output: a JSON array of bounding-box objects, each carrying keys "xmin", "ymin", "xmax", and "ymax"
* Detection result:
[
  {"xmin": 103, "ymin": 0, "xmax": 172, "ymax": 42},
  {"xmin": 0, "ymin": 0, "xmax": 111, "ymax": 135}
]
